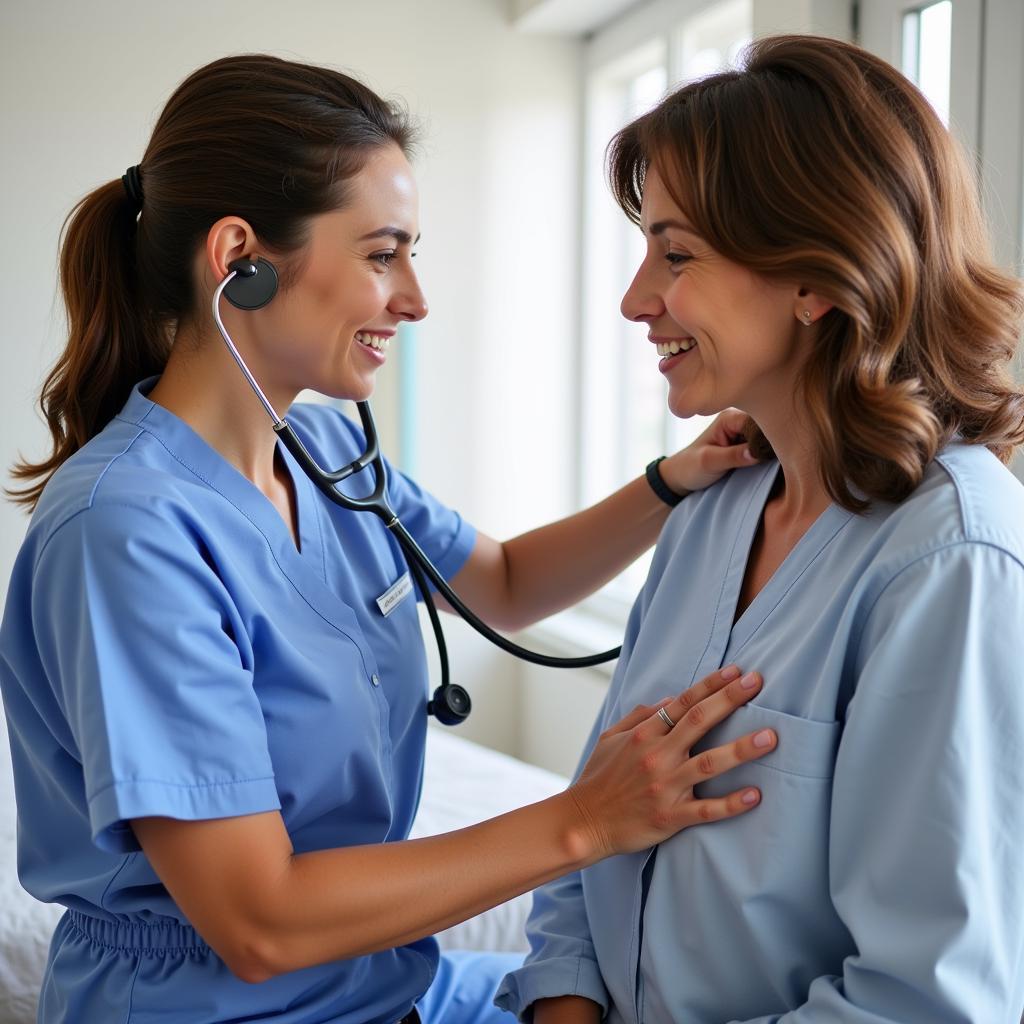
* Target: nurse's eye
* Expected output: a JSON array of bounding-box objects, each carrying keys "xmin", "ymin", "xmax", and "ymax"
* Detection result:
[
  {"xmin": 371, "ymin": 251, "xmax": 398, "ymax": 268},
  {"xmin": 665, "ymin": 251, "xmax": 693, "ymax": 268}
]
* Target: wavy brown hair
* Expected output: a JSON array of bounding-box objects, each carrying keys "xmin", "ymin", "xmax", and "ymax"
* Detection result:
[
  {"xmin": 10, "ymin": 54, "xmax": 415, "ymax": 511},
  {"xmin": 609, "ymin": 34, "xmax": 1024, "ymax": 511}
]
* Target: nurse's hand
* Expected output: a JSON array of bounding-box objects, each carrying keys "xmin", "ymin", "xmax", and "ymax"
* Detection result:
[
  {"xmin": 658, "ymin": 408, "xmax": 757, "ymax": 496},
  {"xmin": 566, "ymin": 664, "xmax": 774, "ymax": 860}
]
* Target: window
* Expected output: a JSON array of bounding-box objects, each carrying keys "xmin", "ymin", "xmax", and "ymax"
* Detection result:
[
  {"xmin": 578, "ymin": 0, "xmax": 752, "ymax": 614},
  {"xmin": 901, "ymin": 1, "xmax": 953, "ymax": 126}
]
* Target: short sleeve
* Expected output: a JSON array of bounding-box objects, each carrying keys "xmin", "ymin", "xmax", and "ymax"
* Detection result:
[
  {"xmin": 296, "ymin": 405, "xmax": 477, "ymax": 586},
  {"xmin": 815, "ymin": 541, "xmax": 1024, "ymax": 1022},
  {"xmin": 31, "ymin": 502, "xmax": 280, "ymax": 853},
  {"xmin": 383, "ymin": 460, "xmax": 476, "ymax": 585}
]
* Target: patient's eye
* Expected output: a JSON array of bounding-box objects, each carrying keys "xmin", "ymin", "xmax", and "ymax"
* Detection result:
[{"xmin": 666, "ymin": 252, "xmax": 693, "ymax": 267}]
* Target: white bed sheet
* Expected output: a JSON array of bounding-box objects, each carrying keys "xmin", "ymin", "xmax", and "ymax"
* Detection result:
[
  {"xmin": 0, "ymin": 724, "xmax": 567, "ymax": 1024},
  {"xmin": 412, "ymin": 726, "xmax": 568, "ymax": 953}
]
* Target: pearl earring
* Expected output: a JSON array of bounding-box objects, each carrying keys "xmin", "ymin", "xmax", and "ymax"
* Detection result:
[{"xmin": 801, "ymin": 310, "xmax": 813, "ymax": 325}]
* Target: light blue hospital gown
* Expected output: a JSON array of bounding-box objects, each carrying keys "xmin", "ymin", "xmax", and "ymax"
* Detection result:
[
  {"xmin": 497, "ymin": 446, "xmax": 1024, "ymax": 1023},
  {"xmin": 0, "ymin": 380, "xmax": 518, "ymax": 1024}
]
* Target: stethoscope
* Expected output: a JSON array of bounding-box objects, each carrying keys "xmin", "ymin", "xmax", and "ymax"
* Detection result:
[{"xmin": 213, "ymin": 256, "xmax": 620, "ymax": 725}]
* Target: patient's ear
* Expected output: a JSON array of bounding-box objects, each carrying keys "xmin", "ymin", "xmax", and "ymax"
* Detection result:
[{"xmin": 794, "ymin": 287, "xmax": 833, "ymax": 327}]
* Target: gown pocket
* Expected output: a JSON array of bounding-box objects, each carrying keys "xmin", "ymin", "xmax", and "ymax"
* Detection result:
[
  {"xmin": 694, "ymin": 701, "xmax": 841, "ymax": 780},
  {"xmin": 639, "ymin": 703, "xmax": 849, "ymax": 1021}
]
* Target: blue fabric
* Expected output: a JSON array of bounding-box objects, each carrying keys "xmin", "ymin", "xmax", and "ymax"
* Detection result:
[
  {"xmin": 417, "ymin": 951, "xmax": 522, "ymax": 1023},
  {"xmin": 0, "ymin": 380, "xmax": 478, "ymax": 1023},
  {"xmin": 497, "ymin": 446, "xmax": 1024, "ymax": 1023}
]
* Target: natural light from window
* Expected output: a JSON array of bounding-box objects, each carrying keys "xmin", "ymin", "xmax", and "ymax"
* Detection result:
[{"xmin": 902, "ymin": 1, "xmax": 953, "ymax": 126}]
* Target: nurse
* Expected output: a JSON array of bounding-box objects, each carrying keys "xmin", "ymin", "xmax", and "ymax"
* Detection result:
[
  {"xmin": 497, "ymin": 34, "xmax": 1024, "ymax": 1024},
  {"xmin": 0, "ymin": 54, "xmax": 776, "ymax": 1024}
]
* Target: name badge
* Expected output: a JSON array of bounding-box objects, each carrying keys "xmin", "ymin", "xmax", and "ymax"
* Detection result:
[{"xmin": 376, "ymin": 572, "xmax": 413, "ymax": 617}]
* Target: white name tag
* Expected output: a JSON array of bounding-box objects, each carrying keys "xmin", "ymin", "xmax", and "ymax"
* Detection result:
[{"xmin": 376, "ymin": 572, "xmax": 413, "ymax": 617}]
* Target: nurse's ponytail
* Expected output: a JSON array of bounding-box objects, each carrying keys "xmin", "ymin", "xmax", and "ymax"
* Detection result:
[
  {"xmin": 8, "ymin": 178, "xmax": 166, "ymax": 510},
  {"xmin": 9, "ymin": 54, "xmax": 415, "ymax": 511}
]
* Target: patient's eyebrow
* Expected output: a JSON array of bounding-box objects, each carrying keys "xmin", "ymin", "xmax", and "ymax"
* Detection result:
[
  {"xmin": 359, "ymin": 226, "xmax": 421, "ymax": 245},
  {"xmin": 649, "ymin": 218, "xmax": 698, "ymax": 236}
]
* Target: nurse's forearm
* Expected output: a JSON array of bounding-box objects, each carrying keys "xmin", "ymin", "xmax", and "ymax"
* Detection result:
[
  {"xmin": 499, "ymin": 473, "xmax": 670, "ymax": 628},
  {"xmin": 136, "ymin": 790, "xmax": 598, "ymax": 983},
  {"xmin": 135, "ymin": 790, "xmax": 596, "ymax": 983},
  {"xmin": 269, "ymin": 793, "xmax": 593, "ymax": 973}
]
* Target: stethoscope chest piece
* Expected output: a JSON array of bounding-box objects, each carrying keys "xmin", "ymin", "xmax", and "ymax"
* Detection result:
[{"xmin": 427, "ymin": 682, "xmax": 472, "ymax": 726}]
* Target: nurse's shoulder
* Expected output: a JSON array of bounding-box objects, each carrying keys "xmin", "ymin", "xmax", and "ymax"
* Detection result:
[{"xmin": 26, "ymin": 413, "xmax": 207, "ymax": 560}]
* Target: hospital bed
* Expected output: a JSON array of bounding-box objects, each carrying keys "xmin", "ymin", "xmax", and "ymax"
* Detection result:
[{"xmin": 0, "ymin": 724, "xmax": 566, "ymax": 1024}]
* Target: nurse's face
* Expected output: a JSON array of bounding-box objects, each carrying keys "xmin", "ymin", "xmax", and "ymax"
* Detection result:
[
  {"xmin": 620, "ymin": 166, "xmax": 808, "ymax": 422},
  {"xmin": 249, "ymin": 143, "xmax": 427, "ymax": 403}
]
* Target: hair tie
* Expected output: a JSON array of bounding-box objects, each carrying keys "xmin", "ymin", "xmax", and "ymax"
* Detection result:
[{"xmin": 121, "ymin": 165, "xmax": 144, "ymax": 211}]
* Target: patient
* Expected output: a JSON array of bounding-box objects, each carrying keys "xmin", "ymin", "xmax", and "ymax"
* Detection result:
[{"xmin": 496, "ymin": 34, "xmax": 1024, "ymax": 1023}]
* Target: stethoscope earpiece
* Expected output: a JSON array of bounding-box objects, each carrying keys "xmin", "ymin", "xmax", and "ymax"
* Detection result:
[{"xmin": 224, "ymin": 256, "xmax": 279, "ymax": 310}]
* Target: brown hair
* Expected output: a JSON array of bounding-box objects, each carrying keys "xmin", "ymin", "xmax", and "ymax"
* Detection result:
[
  {"xmin": 10, "ymin": 54, "xmax": 416, "ymax": 510},
  {"xmin": 609, "ymin": 34, "xmax": 1024, "ymax": 512}
]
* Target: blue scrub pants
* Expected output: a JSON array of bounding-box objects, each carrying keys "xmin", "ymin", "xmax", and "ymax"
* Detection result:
[{"xmin": 416, "ymin": 951, "xmax": 522, "ymax": 1023}]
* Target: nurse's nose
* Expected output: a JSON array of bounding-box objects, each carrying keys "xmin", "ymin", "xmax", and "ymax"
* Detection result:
[
  {"xmin": 390, "ymin": 269, "xmax": 428, "ymax": 323},
  {"xmin": 620, "ymin": 260, "xmax": 664, "ymax": 324}
]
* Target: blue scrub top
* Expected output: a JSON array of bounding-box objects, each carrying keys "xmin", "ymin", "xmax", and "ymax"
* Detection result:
[
  {"xmin": 0, "ymin": 380, "xmax": 476, "ymax": 1024},
  {"xmin": 497, "ymin": 445, "xmax": 1024, "ymax": 1023}
]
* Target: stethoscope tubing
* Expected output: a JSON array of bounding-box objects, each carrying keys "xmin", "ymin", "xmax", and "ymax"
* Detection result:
[{"xmin": 277, "ymin": 417, "xmax": 623, "ymax": 670}]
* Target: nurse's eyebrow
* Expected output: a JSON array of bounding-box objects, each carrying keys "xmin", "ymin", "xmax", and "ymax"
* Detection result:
[{"xmin": 359, "ymin": 227, "xmax": 421, "ymax": 245}]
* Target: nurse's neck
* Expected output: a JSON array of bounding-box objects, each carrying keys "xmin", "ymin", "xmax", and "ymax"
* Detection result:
[{"xmin": 149, "ymin": 333, "xmax": 301, "ymax": 524}]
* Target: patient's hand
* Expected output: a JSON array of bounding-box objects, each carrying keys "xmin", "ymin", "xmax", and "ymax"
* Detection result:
[
  {"xmin": 658, "ymin": 408, "xmax": 757, "ymax": 495},
  {"xmin": 567, "ymin": 665, "xmax": 774, "ymax": 860}
]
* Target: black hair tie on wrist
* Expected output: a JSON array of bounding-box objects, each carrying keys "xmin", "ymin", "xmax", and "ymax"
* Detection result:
[
  {"xmin": 121, "ymin": 164, "xmax": 144, "ymax": 211},
  {"xmin": 646, "ymin": 456, "xmax": 688, "ymax": 507}
]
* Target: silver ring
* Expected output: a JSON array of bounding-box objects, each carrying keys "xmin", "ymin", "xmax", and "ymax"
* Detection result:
[{"xmin": 657, "ymin": 706, "xmax": 676, "ymax": 729}]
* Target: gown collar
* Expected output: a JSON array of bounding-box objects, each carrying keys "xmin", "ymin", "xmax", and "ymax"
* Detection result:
[{"xmin": 723, "ymin": 461, "xmax": 853, "ymax": 656}]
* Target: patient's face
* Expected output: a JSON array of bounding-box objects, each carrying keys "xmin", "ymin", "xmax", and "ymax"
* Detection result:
[{"xmin": 620, "ymin": 166, "xmax": 809, "ymax": 423}]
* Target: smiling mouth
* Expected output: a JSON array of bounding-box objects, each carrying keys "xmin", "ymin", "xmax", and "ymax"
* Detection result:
[
  {"xmin": 355, "ymin": 332, "xmax": 392, "ymax": 354},
  {"xmin": 655, "ymin": 338, "xmax": 696, "ymax": 356}
]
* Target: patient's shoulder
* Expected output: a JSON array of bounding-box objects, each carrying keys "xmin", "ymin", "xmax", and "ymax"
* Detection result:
[{"xmin": 884, "ymin": 443, "xmax": 1024, "ymax": 566}]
